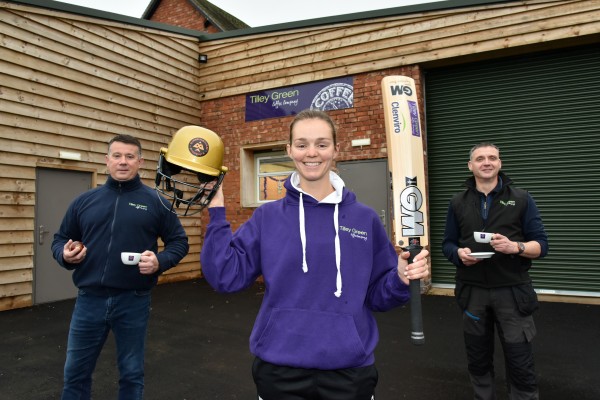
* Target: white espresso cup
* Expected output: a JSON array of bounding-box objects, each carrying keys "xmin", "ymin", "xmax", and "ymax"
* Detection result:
[
  {"xmin": 474, "ymin": 232, "xmax": 494, "ymax": 243},
  {"xmin": 121, "ymin": 252, "xmax": 142, "ymax": 265}
]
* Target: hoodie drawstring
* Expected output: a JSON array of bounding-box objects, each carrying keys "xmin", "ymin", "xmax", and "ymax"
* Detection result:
[
  {"xmin": 299, "ymin": 193, "xmax": 308, "ymax": 273},
  {"xmin": 298, "ymin": 192, "xmax": 342, "ymax": 297},
  {"xmin": 333, "ymin": 204, "xmax": 342, "ymax": 297}
]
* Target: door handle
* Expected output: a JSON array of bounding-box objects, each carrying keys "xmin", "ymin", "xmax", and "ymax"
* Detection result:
[
  {"xmin": 379, "ymin": 210, "xmax": 386, "ymax": 227},
  {"xmin": 39, "ymin": 225, "xmax": 50, "ymax": 245}
]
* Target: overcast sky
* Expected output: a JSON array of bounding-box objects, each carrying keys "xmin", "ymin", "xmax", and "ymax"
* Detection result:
[{"xmin": 54, "ymin": 0, "xmax": 446, "ymax": 26}]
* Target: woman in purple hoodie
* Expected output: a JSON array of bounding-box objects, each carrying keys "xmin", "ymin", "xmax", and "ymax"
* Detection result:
[{"xmin": 201, "ymin": 109, "xmax": 429, "ymax": 400}]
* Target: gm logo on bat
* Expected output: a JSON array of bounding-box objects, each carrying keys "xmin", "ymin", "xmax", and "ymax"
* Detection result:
[{"xmin": 400, "ymin": 176, "xmax": 425, "ymax": 237}]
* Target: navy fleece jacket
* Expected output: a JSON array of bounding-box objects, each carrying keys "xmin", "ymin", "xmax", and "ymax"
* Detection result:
[{"xmin": 52, "ymin": 175, "xmax": 189, "ymax": 291}]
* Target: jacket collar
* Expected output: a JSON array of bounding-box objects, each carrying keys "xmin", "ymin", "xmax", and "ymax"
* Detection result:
[{"xmin": 106, "ymin": 174, "xmax": 142, "ymax": 191}]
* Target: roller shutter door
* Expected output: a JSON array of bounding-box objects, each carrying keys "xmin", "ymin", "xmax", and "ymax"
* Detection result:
[{"xmin": 425, "ymin": 45, "xmax": 600, "ymax": 296}]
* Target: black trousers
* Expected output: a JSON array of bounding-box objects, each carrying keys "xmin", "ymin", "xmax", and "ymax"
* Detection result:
[
  {"xmin": 461, "ymin": 285, "xmax": 538, "ymax": 399},
  {"xmin": 252, "ymin": 357, "xmax": 377, "ymax": 400}
]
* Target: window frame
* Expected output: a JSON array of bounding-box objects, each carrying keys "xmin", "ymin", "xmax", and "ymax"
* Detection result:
[
  {"xmin": 255, "ymin": 153, "xmax": 294, "ymax": 204},
  {"xmin": 240, "ymin": 141, "xmax": 289, "ymax": 207}
]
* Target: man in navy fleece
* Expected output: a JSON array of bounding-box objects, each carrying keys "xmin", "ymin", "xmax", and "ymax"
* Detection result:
[{"xmin": 52, "ymin": 134, "xmax": 189, "ymax": 400}]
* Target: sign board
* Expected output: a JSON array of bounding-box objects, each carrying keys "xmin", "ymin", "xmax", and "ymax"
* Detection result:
[{"xmin": 245, "ymin": 77, "xmax": 354, "ymax": 122}]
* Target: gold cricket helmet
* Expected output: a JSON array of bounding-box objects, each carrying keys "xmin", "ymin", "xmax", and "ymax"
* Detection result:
[{"xmin": 155, "ymin": 126, "xmax": 227, "ymax": 215}]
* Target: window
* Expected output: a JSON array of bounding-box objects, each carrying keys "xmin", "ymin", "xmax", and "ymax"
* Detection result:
[
  {"xmin": 240, "ymin": 142, "xmax": 292, "ymax": 207},
  {"xmin": 256, "ymin": 153, "xmax": 295, "ymax": 202}
]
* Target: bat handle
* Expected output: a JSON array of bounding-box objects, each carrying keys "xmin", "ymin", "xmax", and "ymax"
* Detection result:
[{"xmin": 404, "ymin": 244, "xmax": 425, "ymax": 345}]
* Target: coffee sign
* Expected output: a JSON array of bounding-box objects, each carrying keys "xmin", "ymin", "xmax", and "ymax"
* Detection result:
[{"xmin": 245, "ymin": 77, "xmax": 354, "ymax": 122}]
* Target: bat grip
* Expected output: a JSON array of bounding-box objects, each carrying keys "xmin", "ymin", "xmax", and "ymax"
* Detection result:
[{"xmin": 404, "ymin": 244, "xmax": 425, "ymax": 345}]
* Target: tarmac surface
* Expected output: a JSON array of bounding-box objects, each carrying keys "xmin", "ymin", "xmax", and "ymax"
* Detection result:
[{"xmin": 0, "ymin": 278, "xmax": 598, "ymax": 400}]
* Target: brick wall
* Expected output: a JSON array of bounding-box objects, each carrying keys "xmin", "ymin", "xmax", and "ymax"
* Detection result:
[
  {"xmin": 149, "ymin": 0, "xmax": 220, "ymax": 33},
  {"xmin": 197, "ymin": 66, "xmax": 423, "ymax": 231}
]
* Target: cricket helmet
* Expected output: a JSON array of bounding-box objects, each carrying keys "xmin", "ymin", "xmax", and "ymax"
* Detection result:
[{"xmin": 155, "ymin": 126, "xmax": 227, "ymax": 215}]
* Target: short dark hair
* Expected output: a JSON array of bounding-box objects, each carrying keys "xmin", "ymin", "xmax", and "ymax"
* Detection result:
[
  {"xmin": 108, "ymin": 134, "xmax": 142, "ymax": 157},
  {"xmin": 469, "ymin": 142, "xmax": 499, "ymax": 160},
  {"xmin": 289, "ymin": 109, "xmax": 337, "ymax": 145}
]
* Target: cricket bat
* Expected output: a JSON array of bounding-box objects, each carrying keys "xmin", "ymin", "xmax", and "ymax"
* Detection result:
[{"xmin": 381, "ymin": 75, "xmax": 428, "ymax": 345}]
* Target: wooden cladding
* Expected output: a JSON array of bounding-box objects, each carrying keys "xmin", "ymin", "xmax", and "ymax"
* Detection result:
[
  {"xmin": 195, "ymin": 0, "xmax": 600, "ymax": 100},
  {"xmin": 0, "ymin": 2, "xmax": 205, "ymax": 309},
  {"xmin": 1, "ymin": 0, "xmax": 599, "ymax": 310}
]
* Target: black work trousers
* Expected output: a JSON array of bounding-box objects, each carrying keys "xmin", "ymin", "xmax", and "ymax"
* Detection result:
[{"xmin": 461, "ymin": 285, "xmax": 538, "ymax": 400}]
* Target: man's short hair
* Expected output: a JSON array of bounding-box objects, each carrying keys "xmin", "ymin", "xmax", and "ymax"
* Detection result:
[
  {"xmin": 469, "ymin": 142, "xmax": 499, "ymax": 160},
  {"xmin": 108, "ymin": 134, "xmax": 142, "ymax": 157}
]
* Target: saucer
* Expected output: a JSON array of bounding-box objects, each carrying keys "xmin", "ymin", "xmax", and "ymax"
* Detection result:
[{"xmin": 467, "ymin": 252, "xmax": 494, "ymax": 259}]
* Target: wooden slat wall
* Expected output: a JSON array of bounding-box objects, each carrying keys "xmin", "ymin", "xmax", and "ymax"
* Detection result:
[
  {"xmin": 1, "ymin": 0, "xmax": 599, "ymax": 310},
  {"xmin": 196, "ymin": 0, "xmax": 600, "ymax": 100},
  {"xmin": 0, "ymin": 2, "xmax": 204, "ymax": 310}
]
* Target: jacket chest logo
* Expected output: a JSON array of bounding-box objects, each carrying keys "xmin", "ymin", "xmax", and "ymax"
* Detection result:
[
  {"xmin": 499, "ymin": 200, "xmax": 516, "ymax": 206},
  {"xmin": 128, "ymin": 202, "xmax": 148, "ymax": 211}
]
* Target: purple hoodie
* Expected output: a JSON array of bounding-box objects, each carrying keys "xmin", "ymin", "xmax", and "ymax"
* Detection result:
[{"xmin": 201, "ymin": 172, "xmax": 409, "ymax": 369}]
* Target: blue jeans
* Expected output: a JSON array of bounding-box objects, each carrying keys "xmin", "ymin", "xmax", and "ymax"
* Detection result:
[{"xmin": 61, "ymin": 288, "xmax": 151, "ymax": 400}]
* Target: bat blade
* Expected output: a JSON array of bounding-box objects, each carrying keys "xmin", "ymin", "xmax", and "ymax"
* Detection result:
[{"xmin": 381, "ymin": 75, "xmax": 428, "ymax": 345}]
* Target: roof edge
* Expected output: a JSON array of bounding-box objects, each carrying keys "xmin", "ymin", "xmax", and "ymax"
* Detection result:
[
  {"xmin": 5, "ymin": 0, "xmax": 517, "ymax": 42},
  {"xmin": 141, "ymin": 0, "xmax": 160, "ymax": 19},
  {"xmin": 5, "ymin": 0, "xmax": 206, "ymax": 38},
  {"xmin": 197, "ymin": 0, "xmax": 513, "ymax": 41}
]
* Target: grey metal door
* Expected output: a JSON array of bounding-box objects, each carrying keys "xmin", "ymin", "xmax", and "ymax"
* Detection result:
[
  {"xmin": 34, "ymin": 168, "xmax": 92, "ymax": 304},
  {"xmin": 337, "ymin": 159, "xmax": 391, "ymax": 240}
]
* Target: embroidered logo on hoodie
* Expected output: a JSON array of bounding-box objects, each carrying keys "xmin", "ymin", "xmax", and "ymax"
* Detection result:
[{"xmin": 339, "ymin": 225, "xmax": 368, "ymax": 241}]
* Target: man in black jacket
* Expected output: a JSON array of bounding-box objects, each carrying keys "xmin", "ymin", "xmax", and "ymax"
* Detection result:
[{"xmin": 442, "ymin": 142, "xmax": 548, "ymax": 400}]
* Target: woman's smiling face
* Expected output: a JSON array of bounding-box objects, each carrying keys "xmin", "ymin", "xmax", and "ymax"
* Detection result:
[{"xmin": 287, "ymin": 118, "xmax": 339, "ymax": 185}]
